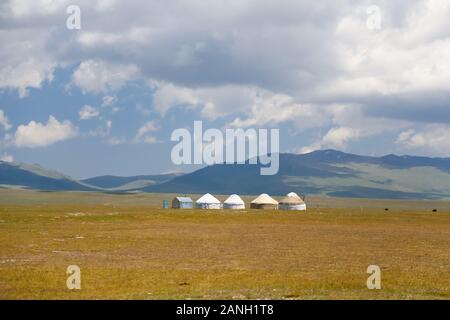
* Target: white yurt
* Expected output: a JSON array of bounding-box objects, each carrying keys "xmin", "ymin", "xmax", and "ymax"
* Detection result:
[
  {"xmin": 287, "ymin": 192, "xmax": 301, "ymax": 199},
  {"xmin": 279, "ymin": 193, "xmax": 306, "ymax": 211},
  {"xmin": 196, "ymin": 193, "xmax": 221, "ymax": 209},
  {"xmin": 223, "ymin": 194, "xmax": 245, "ymax": 209},
  {"xmin": 250, "ymin": 193, "xmax": 278, "ymax": 209}
]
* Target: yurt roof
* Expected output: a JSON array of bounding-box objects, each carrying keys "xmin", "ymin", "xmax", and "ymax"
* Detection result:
[
  {"xmin": 174, "ymin": 197, "xmax": 193, "ymax": 202},
  {"xmin": 279, "ymin": 196, "xmax": 305, "ymax": 205},
  {"xmin": 224, "ymin": 194, "xmax": 245, "ymax": 205},
  {"xmin": 251, "ymin": 193, "xmax": 278, "ymax": 205},
  {"xmin": 196, "ymin": 193, "xmax": 221, "ymax": 204},
  {"xmin": 286, "ymin": 192, "xmax": 301, "ymax": 199}
]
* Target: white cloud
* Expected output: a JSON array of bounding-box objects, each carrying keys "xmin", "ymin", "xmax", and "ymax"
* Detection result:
[
  {"xmin": 229, "ymin": 92, "xmax": 326, "ymax": 129},
  {"xmin": 151, "ymin": 81, "xmax": 328, "ymax": 127},
  {"xmin": 134, "ymin": 121, "xmax": 158, "ymax": 144},
  {"xmin": 295, "ymin": 103, "xmax": 415, "ymax": 154},
  {"xmin": 13, "ymin": 116, "xmax": 77, "ymax": 148},
  {"xmin": 2, "ymin": 0, "xmax": 450, "ymax": 156},
  {"xmin": 151, "ymin": 81, "xmax": 258, "ymax": 119},
  {"xmin": 79, "ymin": 105, "xmax": 99, "ymax": 120},
  {"xmin": 300, "ymin": 126, "xmax": 360, "ymax": 154},
  {"xmin": 141, "ymin": 136, "xmax": 157, "ymax": 144},
  {"xmin": 7, "ymin": 0, "xmax": 69, "ymax": 17},
  {"xmin": 151, "ymin": 81, "xmax": 199, "ymax": 116},
  {"xmin": 0, "ymin": 58, "xmax": 55, "ymax": 98},
  {"xmin": 1, "ymin": 152, "xmax": 14, "ymax": 162},
  {"xmin": 77, "ymin": 32, "xmax": 122, "ymax": 48},
  {"xmin": 322, "ymin": 127, "xmax": 360, "ymax": 148},
  {"xmin": 0, "ymin": 110, "xmax": 12, "ymax": 131},
  {"xmin": 0, "ymin": 16, "xmax": 57, "ymax": 98},
  {"xmin": 2, "ymin": 0, "xmax": 450, "ymax": 107},
  {"xmin": 396, "ymin": 129, "xmax": 416, "ymax": 146},
  {"xmin": 101, "ymin": 95, "xmax": 117, "ymax": 108},
  {"xmin": 396, "ymin": 125, "xmax": 450, "ymax": 155},
  {"xmin": 107, "ymin": 137, "xmax": 126, "ymax": 145},
  {"xmin": 71, "ymin": 60, "xmax": 138, "ymax": 94}
]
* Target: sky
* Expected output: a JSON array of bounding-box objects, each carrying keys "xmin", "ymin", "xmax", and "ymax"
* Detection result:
[{"xmin": 1, "ymin": 0, "xmax": 450, "ymax": 178}]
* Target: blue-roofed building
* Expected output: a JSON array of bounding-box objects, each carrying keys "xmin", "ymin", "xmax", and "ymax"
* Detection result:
[{"xmin": 172, "ymin": 196, "xmax": 193, "ymax": 209}]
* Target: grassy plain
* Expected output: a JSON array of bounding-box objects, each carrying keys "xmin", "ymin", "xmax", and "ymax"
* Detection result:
[{"xmin": 0, "ymin": 189, "xmax": 449, "ymax": 299}]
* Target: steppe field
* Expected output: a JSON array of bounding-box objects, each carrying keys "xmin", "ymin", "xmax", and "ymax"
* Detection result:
[{"xmin": 0, "ymin": 189, "xmax": 449, "ymax": 299}]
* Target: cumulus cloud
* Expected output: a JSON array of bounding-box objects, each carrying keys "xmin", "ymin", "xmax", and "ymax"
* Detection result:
[
  {"xmin": 0, "ymin": 110, "xmax": 12, "ymax": 131},
  {"xmin": 297, "ymin": 104, "xmax": 413, "ymax": 153},
  {"xmin": 2, "ymin": 0, "xmax": 450, "ymax": 155},
  {"xmin": 300, "ymin": 126, "xmax": 360, "ymax": 154},
  {"xmin": 229, "ymin": 93, "xmax": 325, "ymax": 129},
  {"xmin": 13, "ymin": 116, "xmax": 77, "ymax": 148},
  {"xmin": 150, "ymin": 81, "xmax": 258, "ymax": 119},
  {"xmin": 0, "ymin": 58, "xmax": 55, "ymax": 98},
  {"xmin": 79, "ymin": 105, "xmax": 100, "ymax": 120},
  {"xmin": 134, "ymin": 121, "xmax": 158, "ymax": 144},
  {"xmin": 396, "ymin": 125, "xmax": 450, "ymax": 155},
  {"xmin": 3, "ymin": 1, "xmax": 450, "ymax": 107},
  {"xmin": 0, "ymin": 4, "xmax": 59, "ymax": 97},
  {"xmin": 151, "ymin": 81, "xmax": 328, "ymax": 127},
  {"xmin": 71, "ymin": 60, "xmax": 138, "ymax": 94},
  {"xmin": 151, "ymin": 81, "xmax": 199, "ymax": 116},
  {"xmin": 323, "ymin": 127, "xmax": 360, "ymax": 148},
  {"xmin": 1, "ymin": 1, "xmax": 448, "ymax": 98}
]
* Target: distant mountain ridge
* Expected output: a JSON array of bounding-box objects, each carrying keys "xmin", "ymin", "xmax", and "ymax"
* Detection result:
[
  {"xmin": 2, "ymin": 150, "xmax": 450, "ymax": 199},
  {"xmin": 81, "ymin": 173, "xmax": 183, "ymax": 191},
  {"xmin": 300, "ymin": 150, "xmax": 450, "ymax": 172},
  {"xmin": 0, "ymin": 161, "xmax": 96, "ymax": 191},
  {"xmin": 144, "ymin": 150, "xmax": 450, "ymax": 199},
  {"xmin": 0, "ymin": 161, "xmax": 180, "ymax": 192}
]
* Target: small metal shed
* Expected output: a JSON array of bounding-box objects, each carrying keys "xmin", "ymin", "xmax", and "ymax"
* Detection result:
[{"xmin": 172, "ymin": 196, "xmax": 193, "ymax": 209}]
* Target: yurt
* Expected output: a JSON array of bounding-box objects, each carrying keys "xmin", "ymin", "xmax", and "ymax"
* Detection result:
[
  {"xmin": 223, "ymin": 194, "xmax": 245, "ymax": 209},
  {"xmin": 250, "ymin": 193, "xmax": 278, "ymax": 210},
  {"xmin": 287, "ymin": 192, "xmax": 301, "ymax": 199},
  {"xmin": 196, "ymin": 193, "xmax": 221, "ymax": 209},
  {"xmin": 279, "ymin": 196, "xmax": 306, "ymax": 211},
  {"xmin": 172, "ymin": 197, "xmax": 193, "ymax": 209}
]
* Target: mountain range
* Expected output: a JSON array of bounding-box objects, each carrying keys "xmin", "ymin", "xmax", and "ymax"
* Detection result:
[{"xmin": 1, "ymin": 150, "xmax": 450, "ymax": 199}]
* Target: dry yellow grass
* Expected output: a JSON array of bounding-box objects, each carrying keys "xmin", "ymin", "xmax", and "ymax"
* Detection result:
[{"xmin": 0, "ymin": 190, "xmax": 449, "ymax": 299}]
